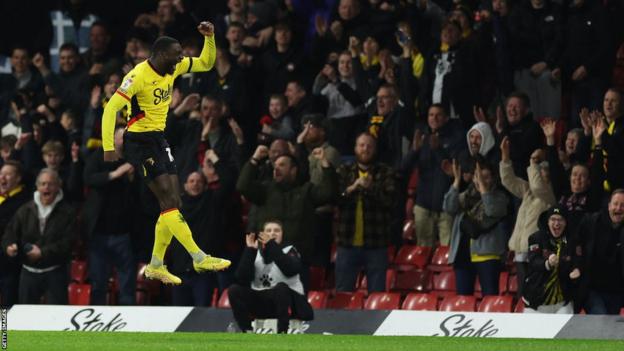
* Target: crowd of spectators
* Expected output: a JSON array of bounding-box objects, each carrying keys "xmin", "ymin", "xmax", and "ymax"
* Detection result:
[{"xmin": 1, "ymin": 0, "xmax": 624, "ymax": 318}]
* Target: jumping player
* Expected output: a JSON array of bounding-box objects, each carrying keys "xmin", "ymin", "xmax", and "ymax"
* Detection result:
[{"xmin": 101, "ymin": 21, "xmax": 231, "ymax": 285}]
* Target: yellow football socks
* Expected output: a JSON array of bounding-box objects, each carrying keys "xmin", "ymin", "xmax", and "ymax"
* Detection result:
[
  {"xmin": 150, "ymin": 215, "xmax": 174, "ymax": 267},
  {"xmin": 159, "ymin": 208, "xmax": 206, "ymax": 262}
]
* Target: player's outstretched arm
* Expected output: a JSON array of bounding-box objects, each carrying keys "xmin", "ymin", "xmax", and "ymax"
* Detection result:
[
  {"xmin": 190, "ymin": 21, "xmax": 217, "ymax": 73},
  {"xmin": 101, "ymin": 92, "xmax": 128, "ymax": 160}
]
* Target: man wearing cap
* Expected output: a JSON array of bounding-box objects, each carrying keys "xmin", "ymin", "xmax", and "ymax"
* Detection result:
[{"xmin": 523, "ymin": 206, "xmax": 581, "ymax": 314}]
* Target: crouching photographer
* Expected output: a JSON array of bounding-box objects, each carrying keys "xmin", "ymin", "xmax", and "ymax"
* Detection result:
[{"xmin": 228, "ymin": 220, "xmax": 313, "ymax": 333}]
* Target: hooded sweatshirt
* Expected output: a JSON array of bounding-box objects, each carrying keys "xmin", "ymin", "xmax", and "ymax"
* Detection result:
[{"xmin": 467, "ymin": 122, "xmax": 495, "ymax": 157}]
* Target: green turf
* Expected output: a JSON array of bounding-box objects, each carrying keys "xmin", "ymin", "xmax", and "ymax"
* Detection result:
[{"xmin": 5, "ymin": 331, "xmax": 624, "ymax": 351}]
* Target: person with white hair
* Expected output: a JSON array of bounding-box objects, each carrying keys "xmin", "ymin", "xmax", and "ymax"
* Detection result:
[{"xmin": 2, "ymin": 168, "xmax": 76, "ymax": 304}]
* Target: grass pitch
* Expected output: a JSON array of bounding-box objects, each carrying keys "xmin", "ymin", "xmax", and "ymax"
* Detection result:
[{"xmin": 6, "ymin": 331, "xmax": 624, "ymax": 351}]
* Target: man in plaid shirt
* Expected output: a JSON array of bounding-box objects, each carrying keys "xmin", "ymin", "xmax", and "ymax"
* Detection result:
[{"xmin": 335, "ymin": 132, "xmax": 397, "ymax": 293}]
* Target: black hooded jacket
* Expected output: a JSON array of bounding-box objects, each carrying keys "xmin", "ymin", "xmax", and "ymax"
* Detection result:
[{"xmin": 523, "ymin": 208, "xmax": 581, "ymax": 309}]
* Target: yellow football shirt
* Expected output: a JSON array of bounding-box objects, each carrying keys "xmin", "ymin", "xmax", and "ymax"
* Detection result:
[{"xmin": 101, "ymin": 35, "xmax": 216, "ymax": 151}]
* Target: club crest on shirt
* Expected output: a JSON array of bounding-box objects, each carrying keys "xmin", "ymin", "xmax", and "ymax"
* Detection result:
[{"xmin": 119, "ymin": 78, "xmax": 133, "ymax": 93}]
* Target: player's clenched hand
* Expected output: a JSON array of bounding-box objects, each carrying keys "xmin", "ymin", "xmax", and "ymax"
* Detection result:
[
  {"xmin": 104, "ymin": 150, "xmax": 120, "ymax": 162},
  {"xmin": 197, "ymin": 21, "xmax": 215, "ymax": 37}
]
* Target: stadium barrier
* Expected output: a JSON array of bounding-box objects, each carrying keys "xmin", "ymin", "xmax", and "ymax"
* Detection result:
[{"xmin": 6, "ymin": 305, "xmax": 624, "ymax": 339}]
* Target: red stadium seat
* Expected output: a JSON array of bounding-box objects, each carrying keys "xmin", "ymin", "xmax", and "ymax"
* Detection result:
[
  {"xmin": 327, "ymin": 292, "xmax": 364, "ymax": 310},
  {"xmin": 68, "ymin": 283, "xmax": 91, "ymax": 305},
  {"xmin": 307, "ymin": 290, "xmax": 329, "ymax": 309},
  {"xmin": 402, "ymin": 220, "xmax": 415, "ymax": 241},
  {"xmin": 217, "ymin": 288, "xmax": 231, "ymax": 309},
  {"xmin": 358, "ymin": 269, "xmax": 396, "ymax": 294},
  {"xmin": 439, "ymin": 295, "xmax": 477, "ymax": 312},
  {"xmin": 478, "ymin": 295, "xmax": 513, "ymax": 313},
  {"xmin": 391, "ymin": 269, "xmax": 433, "ymax": 294},
  {"xmin": 309, "ymin": 266, "xmax": 326, "ymax": 291},
  {"xmin": 432, "ymin": 270, "xmax": 456, "ymax": 298},
  {"xmin": 364, "ymin": 292, "xmax": 401, "ymax": 310},
  {"xmin": 387, "ymin": 245, "xmax": 397, "ymax": 263},
  {"xmin": 405, "ymin": 198, "xmax": 415, "ymax": 219},
  {"xmin": 498, "ymin": 271, "xmax": 509, "ymax": 295},
  {"xmin": 514, "ymin": 299, "xmax": 525, "ymax": 313},
  {"xmin": 507, "ymin": 274, "xmax": 519, "ymax": 296},
  {"xmin": 428, "ymin": 246, "xmax": 451, "ymax": 272},
  {"xmin": 401, "ymin": 293, "xmax": 438, "ymax": 311},
  {"xmin": 70, "ymin": 260, "xmax": 88, "ymax": 283},
  {"xmin": 393, "ymin": 245, "xmax": 432, "ymax": 270}
]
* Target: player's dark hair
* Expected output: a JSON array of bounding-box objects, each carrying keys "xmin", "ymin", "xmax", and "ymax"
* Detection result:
[{"xmin": 151, "ymin": 36, "xmax": 179, "ymax": 56}]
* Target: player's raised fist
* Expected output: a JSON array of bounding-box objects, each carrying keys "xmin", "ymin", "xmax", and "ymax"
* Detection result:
[{"xmin": 197, "ymin": 21, "xmax": 215, "ymax": 37}]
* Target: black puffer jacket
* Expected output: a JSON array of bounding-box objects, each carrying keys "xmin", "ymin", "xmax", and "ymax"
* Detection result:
[{"xmin": 523, "ymin": 208, "xmax": 581, "ymax": 309}]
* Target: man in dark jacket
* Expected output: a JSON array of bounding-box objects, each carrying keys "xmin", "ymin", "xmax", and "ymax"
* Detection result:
[
  {"xmin": 236, "ymin": 145, "xmax": 337, "ymax": 268},
  {"xmin": 559, "ymin": 0, "xmax": 610, "ymax": 126},
  {"xmin": 2, "ymin": 168, "xmax": 76, "ymax": 304},
  {"xmin": 229, "ymin": 220, "xmax": 313, "ymax": 333},
  {"xmin": 598, "ymin": 88, "xmax": 624, "ymax": 191},
  {"xmin": 402, "ymin": 104, "xmax": 465, "ymax": 247},
  {"xmin": 498, "ymin": 92, "xmax": 544, "ymax": 180},
  {"xmin": 0, "ymin": 160, "xmax": 30, "ymax": 306},
  {"xmin": 420, "ymin": 20, "xmax": 478, "ymax": 128},
  {"xmin": 259, "ymin": 22, "xmax": 305, "ymax": 104},
  {"xmin": 508, "ymin": 0, "xmax": 563, "ymax": 120},
  {"xmin": 523, "ymin": 206, "xmax": 581, "ymax": 313},
  {"xmin": 576, "ymin": 189, "xmax": 624, "ymax": 314},
  {"xmin": 33, "ymin": 43, "xmax": 90, "ymax": 114},
  {"xmin": 366, "ymin": 83, "xmax": 414, "ymax": 170},
  {"xmin": 83, "ymin": 127, "xmax": 137, "ymax": 305}
]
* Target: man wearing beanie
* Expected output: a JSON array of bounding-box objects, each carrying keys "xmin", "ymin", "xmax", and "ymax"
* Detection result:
[{"xmin": 523, "ymin": 206, "xmax": 581, "ymax": 313}]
